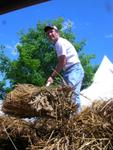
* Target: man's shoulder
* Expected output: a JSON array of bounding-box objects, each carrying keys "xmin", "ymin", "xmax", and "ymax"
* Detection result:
[
  {"xmin": 55, "ymin": 37, "xmax": 71, "ymax": 48},
  {"xmin": 57, "ymin": 37, "xmax": 68, "ymax": 43}
]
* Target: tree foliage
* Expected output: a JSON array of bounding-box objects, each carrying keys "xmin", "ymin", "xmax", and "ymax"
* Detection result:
[
  {"xmin": 0, "ymin": 18, "xmax": 98, "ymax": 98},
  {"xmin": 0, "ymin": 46, "xmax": 11, "ymax": 99}
]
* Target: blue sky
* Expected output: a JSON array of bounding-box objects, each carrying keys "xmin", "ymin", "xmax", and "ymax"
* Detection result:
[{"xmin": 0, "ymin": 0, "xmax": 113, "ymax": 65}]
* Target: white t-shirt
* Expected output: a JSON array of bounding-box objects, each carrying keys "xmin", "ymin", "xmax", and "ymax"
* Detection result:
[{"xmin": 55, "ymin": 37, "xmax": 80, "ymax": 70}]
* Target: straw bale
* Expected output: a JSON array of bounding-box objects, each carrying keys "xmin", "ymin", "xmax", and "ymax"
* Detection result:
[
  {"xmin": 92, "ymin": 99, "xmax": 113, "ymax": 124},
  {"xmin": 2, "ymin": 84, "xmax": 40, "ymax": 117},
  {"xmin": 34, "ymin": 118, "xmax": 58, "ymax": 138},
  {"xmin": 66, "ymin": 107, "xmax": 113, "ymax": 149},
  {"xmin": 2, "ymin": 84, "xmax": 77, "ymax": 118},
  {"xmin": 27, "ymin": 107, "xmax": 113, "ymax": 150},
  {"xmin": 70, "ymin": 108, "xmax": 113, "ymax": 137},
  {"xmin": 0, "ymin": 115, "xmax": 36, "ymax": 150},
  {"xmin": 1, "ymin": 84, "xmax": 113, "ymax": 150}
]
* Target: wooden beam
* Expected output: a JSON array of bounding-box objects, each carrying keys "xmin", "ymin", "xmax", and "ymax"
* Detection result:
[{"xmin": 0, "ymin": 0, "xmax": 49, "ymax": 15}]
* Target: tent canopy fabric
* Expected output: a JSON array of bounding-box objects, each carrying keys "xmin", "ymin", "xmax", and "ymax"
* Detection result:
[
  {"xmin": 80, "ymin": 55, "xmax": 113, "ymax": 108},
  {"xmin": 93, "ymin": 55, "xmax": 113, "ymax": 84}
]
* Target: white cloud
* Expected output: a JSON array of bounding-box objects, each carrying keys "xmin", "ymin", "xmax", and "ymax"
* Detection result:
[
  {"xmin": 105, "ymin": 34, "xmax": 113, "ymax": 39},
  {"xmin": 5, "ymin": 44, "xmax": 13, "ymax": 50},
  {"xmin": 62, "ymin": 20, "xmax": 92, "ymax": 31},
  {"xmin": 62, "ymin": 20, "xmax": 75, "ymax": 30},
  {"xmin": 5, "ymin": 43, "xmax": 19, "ymax": 56}
]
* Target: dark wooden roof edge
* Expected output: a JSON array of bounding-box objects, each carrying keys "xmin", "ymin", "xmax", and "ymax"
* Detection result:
[{"xmin": 0, "ymin": 0, "xmax": 49, "ymax": 15}]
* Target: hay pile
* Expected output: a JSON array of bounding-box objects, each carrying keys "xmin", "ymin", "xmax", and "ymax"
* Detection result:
[
  {"xmin": 2, "ymin": 84, "xmax": 76, "ymax": 118},
  {"xmin": 27, "ymin": 106, "xmax": 113, "ymax": 150},
  {"xmin": 0, "ymin": 84, "xmax": 113, "ymax": 150},
  {"xmin": 0, "ymin": 116, "xmax": 36, "ymax": 150}
]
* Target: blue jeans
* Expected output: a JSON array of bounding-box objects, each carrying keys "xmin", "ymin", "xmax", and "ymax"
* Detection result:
[{"xmin": 63, "ymin": 63, "xmax": 84, "ymax": 108}]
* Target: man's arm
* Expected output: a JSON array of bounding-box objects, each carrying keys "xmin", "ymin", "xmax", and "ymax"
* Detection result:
[
  {"xmin": 51, "ymin": 55, "xmax": 66, "ymax": 78},
  {"xmin": 46, "ymin": 55, "xmax": 66, "ymax": 85}
]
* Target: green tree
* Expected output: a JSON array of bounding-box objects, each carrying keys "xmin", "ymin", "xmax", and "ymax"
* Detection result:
[
  {"xmin": 0, "ymin": 46, "xmax": 11, "ymax": 99},
  {"xmin": 0, "ymin": 80, "xmax": 6, "ymax": 99},
  {"xmin": 0, "ymin": 18, "xmax": 98, "ymax": 96},
  {"xmin": 0, "ymin": 79, "xmax": 11, "ymax": 99}
]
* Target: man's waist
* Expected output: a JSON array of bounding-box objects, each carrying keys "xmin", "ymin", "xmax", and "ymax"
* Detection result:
[{"xmin": 63, "ymin": 62, "xmax": 80, "ymax": 71}]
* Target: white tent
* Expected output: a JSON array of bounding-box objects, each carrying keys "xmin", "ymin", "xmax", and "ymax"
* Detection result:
[{"xmin": 80, "ymin": 55, "xmax": 113, "ymax": 108}]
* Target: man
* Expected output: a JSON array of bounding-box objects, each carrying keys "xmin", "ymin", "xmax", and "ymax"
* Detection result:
[{"xmin": 44, "ymin": 25, "xmax": 84, "ymax": 108}]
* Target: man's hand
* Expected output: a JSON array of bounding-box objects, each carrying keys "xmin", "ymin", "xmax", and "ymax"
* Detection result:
[
  {"xmin": 46, "ymin": 55, "xmax": 66, "ymax": 87},
  {"xmin": 46, "ymin": 76, "xmax": 54, "ymax": 86}
]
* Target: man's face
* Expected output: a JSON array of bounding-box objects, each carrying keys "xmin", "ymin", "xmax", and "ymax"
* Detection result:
[{"xmin": 46, "ymin": 29, "xmax": 59, "ymax": 42}]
